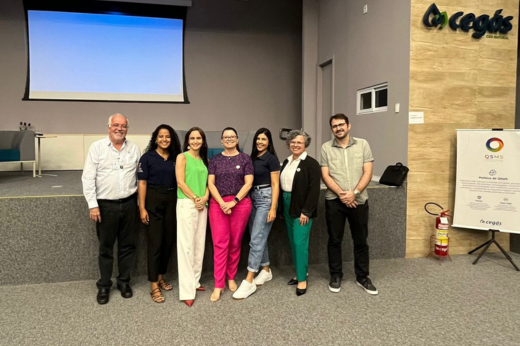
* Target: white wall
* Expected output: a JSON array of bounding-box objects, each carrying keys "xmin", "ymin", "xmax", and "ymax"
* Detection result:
[{"xmin": 0, "ymin": 134, "xmax": 151, "ymax": 172}]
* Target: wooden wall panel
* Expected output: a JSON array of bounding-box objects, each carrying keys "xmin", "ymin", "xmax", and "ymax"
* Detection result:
[{"xmin": 407, "ymin": 0, "xmax": 518, "ymax": 257}]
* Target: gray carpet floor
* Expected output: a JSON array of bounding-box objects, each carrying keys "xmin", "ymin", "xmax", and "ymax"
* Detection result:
[
  {"xmin": 0, "ymin": 170, "xmax": 83, "ymax": 197},
  {"xmin": 2, "ymin": 254, "xmax": 520, "ymax": 346}
]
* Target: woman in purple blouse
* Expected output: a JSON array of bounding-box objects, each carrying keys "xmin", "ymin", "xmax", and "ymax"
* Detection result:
[{"xmin": 207, "ymin": 127, "xmax": 253, "ymax": 302}]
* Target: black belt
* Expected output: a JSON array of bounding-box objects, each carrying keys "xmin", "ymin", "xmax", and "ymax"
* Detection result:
[
  {"xmin": 98, "ymin": 193, "xmax": 137, "ymax": 204},
  {"xmin": 253, "ymin": 184, "xmax": 270, "ymax": 190},
  {"xmin": 148, "ymin": 185, "xmax": 176, "ymax": 194}
]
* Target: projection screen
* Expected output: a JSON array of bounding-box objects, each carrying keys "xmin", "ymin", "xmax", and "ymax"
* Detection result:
[{"xmin": 24, "ymin": 1, "xmax": 188, "ymax": 103}]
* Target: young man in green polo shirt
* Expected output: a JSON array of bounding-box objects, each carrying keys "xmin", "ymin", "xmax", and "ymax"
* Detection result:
[{"xmin": 320, "ymin": 113, "xmax": 378, "ymax": 295}]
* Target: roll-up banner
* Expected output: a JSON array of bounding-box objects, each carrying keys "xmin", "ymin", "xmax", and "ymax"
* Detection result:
[{"xmin": 453, "ymin": 130, "xmax": 520, "ymax": 234}]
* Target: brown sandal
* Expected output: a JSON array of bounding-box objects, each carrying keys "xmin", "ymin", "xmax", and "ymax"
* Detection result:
[
  {"xmin": 158, "ymin": 279, "xmax": 173, "ymax": 291},
  {"xmin": 150, "ymin": 288, "xmax": 165, "ymax": 303}
]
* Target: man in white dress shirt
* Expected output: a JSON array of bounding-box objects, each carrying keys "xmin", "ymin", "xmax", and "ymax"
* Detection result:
[{"xmin": 82, "ymin": 113, "xmax": 141, "ymax": 304}]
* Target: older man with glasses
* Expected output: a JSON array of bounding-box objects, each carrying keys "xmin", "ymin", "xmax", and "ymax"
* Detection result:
[{"xmin": 82, "ymin": 113, "xmax": 141, "ymax": 304}]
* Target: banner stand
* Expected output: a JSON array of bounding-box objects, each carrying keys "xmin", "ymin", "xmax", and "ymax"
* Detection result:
[
  {"xmin": 468, "ymin": 229, "xmax": 519, "ymax": 271},
  {"xmin": 454, "ymin": 129, "xmax": 520, "ymax": 271}
]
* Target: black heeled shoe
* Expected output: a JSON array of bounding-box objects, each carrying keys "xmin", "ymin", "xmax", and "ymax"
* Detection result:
[
  {"xmin": 287, "ymin": 278, "xmax": 298, "ymax": 285},
  {"xmin": 288, "ymin": 273, "xmax": 309, "ymax": 286},
  {"xmin": 296, "ymin": 287, "xmax": 307, "ymax": 296}
]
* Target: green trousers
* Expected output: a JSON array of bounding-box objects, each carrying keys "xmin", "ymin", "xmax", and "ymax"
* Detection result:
[{"xmin": 283, "ymin": 192, "xmax": 312, "ymax": 282}]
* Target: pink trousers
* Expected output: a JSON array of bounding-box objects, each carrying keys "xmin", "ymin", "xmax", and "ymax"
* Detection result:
[{"xmin": 209, "ymin": 196, "xmax": 252, "ymax": 289}]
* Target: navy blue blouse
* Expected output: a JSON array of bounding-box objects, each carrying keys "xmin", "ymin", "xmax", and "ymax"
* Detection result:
[{"xmin": 137, "ymin": 151, "xmax": 177, "ymax": 188}]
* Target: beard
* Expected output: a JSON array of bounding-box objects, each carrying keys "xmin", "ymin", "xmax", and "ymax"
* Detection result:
[{"xmin": 334, "ymin": 130, "xmax": 347, "ymax": 139}]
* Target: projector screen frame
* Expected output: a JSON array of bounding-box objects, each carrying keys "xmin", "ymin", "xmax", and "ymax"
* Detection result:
[{"xmin": 22, "ymin": 0, "xmax": 190, "ymax": 104}]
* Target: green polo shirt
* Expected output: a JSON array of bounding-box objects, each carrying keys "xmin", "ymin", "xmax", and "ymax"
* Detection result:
[{"xmin": 320, "ymin": 136, "xmax": 374, "ymax": 203}]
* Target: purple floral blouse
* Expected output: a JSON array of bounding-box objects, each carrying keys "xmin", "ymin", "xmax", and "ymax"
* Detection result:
[{"xmin": 208, "ymin": 152, "xmax": 254, "ymax": 197}]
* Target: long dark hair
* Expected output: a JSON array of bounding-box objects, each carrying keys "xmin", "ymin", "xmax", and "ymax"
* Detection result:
[
  {"xmin": 221, "ymin": 127, "xmax": 240, "ymax": 151},
  {"xmin": 250, "ymin": 128, "xmax": 277, "ymax": 161},
  {"xmin": 182, "ymin": 127, "xmax": 209, "ymax": 167},
  {"xmin": 144, "ymin": 124, "xmax": 181, "ymax": 159}
]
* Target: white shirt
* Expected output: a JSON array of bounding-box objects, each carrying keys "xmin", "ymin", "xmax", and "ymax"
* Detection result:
[
  {"xmin": 82, "ymin": 137, "xmax": 141, "ymax": 209},
  {"xmin": 280, "ymin": 151, "xmax": 308, "ymax": 192}
]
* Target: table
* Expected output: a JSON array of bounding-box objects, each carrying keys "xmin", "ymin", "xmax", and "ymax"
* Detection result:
[{"xmin": 36, "ymin": 135, "xmax": 57, "ymax": 177}]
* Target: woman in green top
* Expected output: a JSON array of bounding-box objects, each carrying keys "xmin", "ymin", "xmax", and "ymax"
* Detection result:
[{"xmin": 176, "ymin": 127, "xmax": 210, "ymax": 307}]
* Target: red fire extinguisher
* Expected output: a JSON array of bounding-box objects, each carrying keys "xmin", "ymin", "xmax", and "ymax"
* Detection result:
[{"xmin": 425, "ymin": 203, "xmax": 451, "ymax": 257}]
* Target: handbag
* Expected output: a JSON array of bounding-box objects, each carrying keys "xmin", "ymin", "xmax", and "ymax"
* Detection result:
[{"xmin": 379, "ymin": 162, "xmax": 409, "ymax": 186}]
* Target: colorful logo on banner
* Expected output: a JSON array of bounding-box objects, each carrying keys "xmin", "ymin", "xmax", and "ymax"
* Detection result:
[
  {"xmin": 423, "ymin": 3, "xmax": 514, "ymax": 39},
  {"xmin": 486, "ymin": 138, "xmax": 504, "ymax": 152}
]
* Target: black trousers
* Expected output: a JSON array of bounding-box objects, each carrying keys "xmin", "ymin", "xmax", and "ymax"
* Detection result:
[
  {"xmin": 145, "ymin": 186, "xmax": 177, "ymax": 282},
  {"xmin": 96, "ymin": 194, "xmax": 137, "ymax": 289},
  {"xmin": 325, "ymin": 198, "xmax": 369, "ymax": 280}
]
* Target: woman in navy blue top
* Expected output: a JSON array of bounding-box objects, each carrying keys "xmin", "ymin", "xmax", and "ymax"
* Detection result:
[
  {"xmin": 138, "ymin": 124, "xmax": 181, "ymax": 303},
  {"xmin": 233, "ymin": 128, "xmax": 280, "ymax": 300}
]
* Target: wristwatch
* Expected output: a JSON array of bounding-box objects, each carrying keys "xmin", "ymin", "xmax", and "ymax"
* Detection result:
[
  {"xmin": 354, "ymin": 190, "xmax": 360, "ymax": 196},
  {"xmin": 234, "ymin": 196, "xmax": 240, "ymax": 204}
]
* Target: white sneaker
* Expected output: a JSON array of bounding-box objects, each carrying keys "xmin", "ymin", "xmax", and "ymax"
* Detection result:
[
  {"xmin": 232, "ymin": 280, "xmax": 257, "ymax": 300},
  {"xmin": 254, "ymin": 269, "xmax": 273, "ymax": 286}
]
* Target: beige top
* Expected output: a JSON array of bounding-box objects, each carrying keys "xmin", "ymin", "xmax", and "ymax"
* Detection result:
[{"xmin": 320, "ymin": 136, "xmax": 374, "ymax": 203}]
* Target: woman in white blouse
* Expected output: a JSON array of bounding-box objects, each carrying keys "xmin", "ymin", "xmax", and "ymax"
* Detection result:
[{"xmin": 279, "ymin": 130, "xmax": 321, "ymax": 296}]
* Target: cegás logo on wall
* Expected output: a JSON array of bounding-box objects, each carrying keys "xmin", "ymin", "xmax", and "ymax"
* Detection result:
[{"xmin": 423, "ymin": 3, "xmax": 514, "ymax": 39}]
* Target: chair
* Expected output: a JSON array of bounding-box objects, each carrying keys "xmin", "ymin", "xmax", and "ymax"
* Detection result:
[{"xmin": 0, "ymin": 131, "xmax": 36, "ymax": 177}]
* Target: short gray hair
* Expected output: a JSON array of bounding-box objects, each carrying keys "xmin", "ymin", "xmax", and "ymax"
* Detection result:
[
  {"xmin": 107, "ymin": 113, "xmax": 129, "ymax": 127},
  {"xmin": 286, "ymin": 129, "xmax": 311, "ymax": 148}
]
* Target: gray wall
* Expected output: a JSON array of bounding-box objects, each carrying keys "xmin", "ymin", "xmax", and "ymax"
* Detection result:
[
  {"xmin": 0, "ymin": 0, "xmax": 302, "ymax": 157},
  {"xmin": 301, "ymin": 0, "xmax": 319, "ymax": 157},
  {"xmin": 316, "ymin": 0, "xmax": 410, "ymax": 176}
]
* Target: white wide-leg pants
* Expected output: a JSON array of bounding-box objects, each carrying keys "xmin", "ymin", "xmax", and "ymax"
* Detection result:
[{"xmin": 177, "ymin": 199, "xmax": 207, "ymax": 300}]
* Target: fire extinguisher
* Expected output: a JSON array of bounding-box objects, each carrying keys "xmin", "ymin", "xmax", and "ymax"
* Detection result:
[{"xmin": 425, "ymin": 203, "xmax": 451, "ymax": 257}]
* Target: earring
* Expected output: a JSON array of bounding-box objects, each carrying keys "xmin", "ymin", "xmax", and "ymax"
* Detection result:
[
  {"xmin": 187, "ymin": 146, "xmax": 190, "ymax": 150},
  {"xmin": 155, "ymin": 141, "xmax": 157, "ymax": 144}
]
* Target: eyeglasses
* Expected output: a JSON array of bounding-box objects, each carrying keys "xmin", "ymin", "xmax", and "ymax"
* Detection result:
[
  {"xmin": 290, "ymin": 140, "xmax": 305, "ymax": 146},
  {"xmin": 110, "ymin": 124, "xmax": 128, "ymax": 129},
  {"xmin": 222, "ymin": 136, "xmax": 237, "ymax": 141},
  {"xmin": 331, "ymin": 122, "xmax": 347, "ymax": 130}
]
